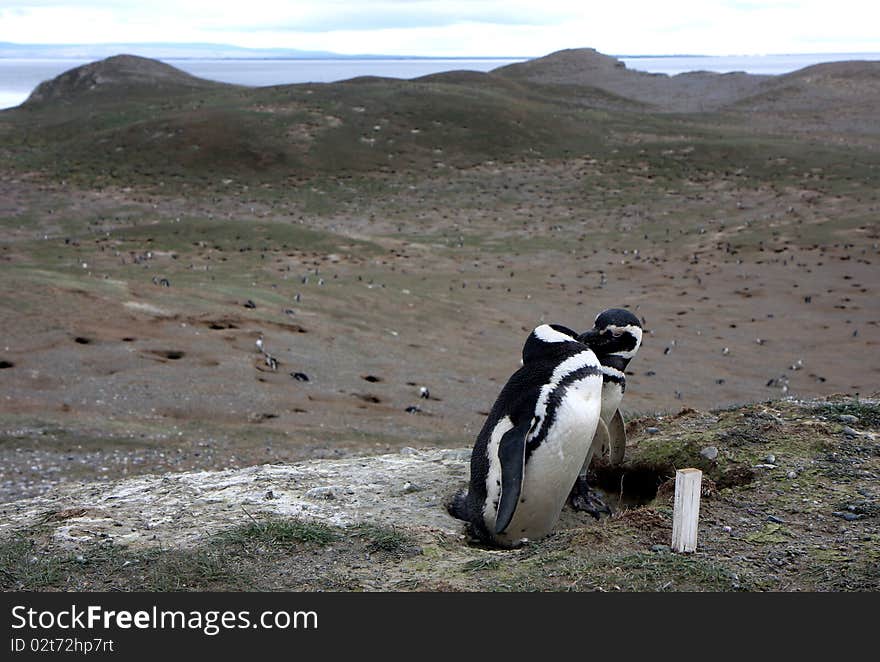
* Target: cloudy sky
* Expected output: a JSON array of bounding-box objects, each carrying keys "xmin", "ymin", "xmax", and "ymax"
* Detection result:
[{"xmin": 0, "ymin": 1, "xmax": 878, "ymax": 56}]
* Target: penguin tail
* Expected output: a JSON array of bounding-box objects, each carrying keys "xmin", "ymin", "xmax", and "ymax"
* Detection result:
[{"xmin": 445, "ymin": 488, "xmax": 470, "ymax": 521}]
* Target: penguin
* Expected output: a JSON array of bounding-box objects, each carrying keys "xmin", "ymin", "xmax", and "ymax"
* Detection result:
[
  {"xmin": 568, "ymin": 308, "xmax": 644, "ymax": 516},
  {"xmin": 448, "ymin": 324, "xmax": 604, "ymax": 548}
]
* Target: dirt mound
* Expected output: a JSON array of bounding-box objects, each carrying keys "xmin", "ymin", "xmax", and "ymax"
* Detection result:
[{"xmin": 23, "ymin": 54, "xmax": 225, "ymax": 106}]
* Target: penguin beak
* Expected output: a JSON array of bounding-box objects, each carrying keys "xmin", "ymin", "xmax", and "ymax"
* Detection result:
[{"xmin": 577, "ymin": 328, "xmax": 606, "ymax": 347}]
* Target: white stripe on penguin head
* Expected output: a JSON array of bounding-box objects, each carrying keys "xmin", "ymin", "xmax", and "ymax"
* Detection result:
[{"xmin": 533, "ymin": 324, "xmax": 576, "ymax": 344}]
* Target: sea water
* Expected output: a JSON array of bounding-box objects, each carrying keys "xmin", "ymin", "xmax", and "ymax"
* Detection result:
[{"xmin": 1, "ymin": 52, "xmax": 879, "ymax": 110}]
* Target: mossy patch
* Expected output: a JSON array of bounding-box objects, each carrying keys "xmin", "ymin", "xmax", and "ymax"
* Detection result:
[{"xmin": 744, "ymin": 523, "xmax": 794, "ymax": 545}]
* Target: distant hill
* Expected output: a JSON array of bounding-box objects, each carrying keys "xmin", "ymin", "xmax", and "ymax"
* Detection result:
[
  {"xmin": 23, "ymin": 54, "xmax": 231, "ymax": 106},
  {"xmin": 5, "ymin": 54, "xmax": 601, "ymax": 184},
  {"xmin": 3, "ymin": 50, "xmax": 879, "ymax": 187},
  {"xmin": 727, "ymin": 60, "xmax": 880, "ymax": 135},
  {"xmin": 493, "ymin": 48, "xmax": 774, "ymax": 112}
]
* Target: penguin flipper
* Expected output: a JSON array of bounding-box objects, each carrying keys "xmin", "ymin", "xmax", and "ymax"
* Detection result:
[
  {"xmin": 593, "ymin": 417, "xmax": 611, "ymax": 462},
  {"xmin": 608, "ymin": 409, "xmax": 627, "ymax": 466},
  {"xmin": 494, "ymin": 420, "xmax": 530, "ymax": 535}
]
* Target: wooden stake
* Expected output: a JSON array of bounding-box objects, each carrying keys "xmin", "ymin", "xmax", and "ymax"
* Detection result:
[{"xmin": 672, "ymin": 468, "xmax": 702, "ymax": 553}]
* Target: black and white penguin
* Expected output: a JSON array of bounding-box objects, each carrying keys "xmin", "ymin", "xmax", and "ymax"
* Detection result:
[
  {"xmin": 449, "ymin": 324, "xmax": 604, "ymax": 548},
  {"xmin": 568, "ymin": 308, "xmax": 643, "ymax": 515}
]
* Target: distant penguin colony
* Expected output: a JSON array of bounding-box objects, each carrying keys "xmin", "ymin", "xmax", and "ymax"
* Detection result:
[
  {"xmin": 448, "ymin": 308, "xmax": 644, "ymax": 548},
  {"xmin": 448, "ymin": 323, "xmax": 604, "ymax": 548}
]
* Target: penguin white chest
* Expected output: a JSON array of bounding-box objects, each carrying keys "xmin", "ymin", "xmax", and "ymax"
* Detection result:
[
  {"xmin": 601, "ymin": 381, "xmax": 624, "ymax": 423},
  {"xmin": 495, "ymin": 380, "xmax": 601, "ymax": 546}
]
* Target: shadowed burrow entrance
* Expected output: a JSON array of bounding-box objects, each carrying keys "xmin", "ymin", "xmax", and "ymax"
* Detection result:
[
  {"xmin": 591, "ymin": 463, "xmax": 672, "ymax": 512},
  {"xmin": 591, "ymin": 458, "xmax": 756, "ymax": 512}
]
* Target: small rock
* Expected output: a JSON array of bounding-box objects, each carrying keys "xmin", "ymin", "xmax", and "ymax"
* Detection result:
[
  {"xmin": 700, "ymin": 446, "xmax": 719, "ymax": 461},
  {"xmin": 264, "ymin": 489, "xmax": 275, "ymax": 500},
  {"xmin": 841, "ymin": 426, "xmax": 859, "ymax": 438},
  {"xmin": 838, "ymin": 414, "xmax": 859, "ymax": 425},
  {"xmin": 764, "ymin": 454, "xmax": 776, "ymax": 464},
  {"xmin": 833, "ymin": 511, "xmax": 862, "ymax": 522},
  {"xmin": 441, "ymin": 449, "xmax": 471, "ymax": 462},
  {"xmin": 722, "ymin": 525, "xmax": 732, "ymax": 533},
  {"xmin": 305, "ymin": 486, "xmax": 339, "ymax": 500},
  {"xmin": 767, "ymin": 515, "xmax": 785, "ymax": 524},
  {"xmin": 650, "ymin": 544, "xmax": 670, "ymax": 553},
  {"xmin": 646, "ymin": 427, "xmax": 660, "ymax": 435},
  {"xmin": 787, "ymin": 471, "xmax": 798, "ymax": 479},
  {"xmin": 399, "ymin": 447, "xmax": 419, "ymax": 455}
]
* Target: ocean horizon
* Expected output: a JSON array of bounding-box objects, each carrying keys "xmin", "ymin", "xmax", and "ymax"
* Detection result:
[{"xmin": 2, "ymin": 51, "xmax": 879, "ymax": 110}]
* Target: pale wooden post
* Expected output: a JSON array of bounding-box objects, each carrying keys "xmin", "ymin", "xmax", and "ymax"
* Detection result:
[{"xmin": 671, "ymin": 468, "xmax": 702, "ymax": 553}]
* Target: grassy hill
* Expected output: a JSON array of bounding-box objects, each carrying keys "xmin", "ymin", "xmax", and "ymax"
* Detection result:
[{"xmin": 3, "ymin": 50, "xmax": 879, "ymax": 191}]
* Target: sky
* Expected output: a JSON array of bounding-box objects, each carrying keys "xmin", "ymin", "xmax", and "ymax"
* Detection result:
[{"xmin": 0, "ymin": 1, "xmax": 878, "ymax": 57}]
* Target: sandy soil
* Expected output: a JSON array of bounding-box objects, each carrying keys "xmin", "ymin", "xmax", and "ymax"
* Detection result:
[{"xmin": 1, "ymin": 158, "xmax": 877, "ymax": 505}]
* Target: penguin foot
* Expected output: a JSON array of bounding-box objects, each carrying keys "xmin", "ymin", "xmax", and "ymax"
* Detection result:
[
  {"xmin": 445, "ymin": 488, "xmax": 469, "ymax": 521},
  {"xmin": 568, "ymin": 476, "xmax": 612, "ymax": 519}
]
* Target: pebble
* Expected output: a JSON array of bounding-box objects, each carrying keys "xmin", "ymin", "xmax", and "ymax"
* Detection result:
[
  {"xmin": 841, "ymin": 426, "xmax": 859, "ymax": 438},
  {"xmin": 650, "ymin": 544, "xmax": 670, "ymax": 553},
  {"xmin": 787, "ymin": 471, "xmax": 798, "ymax": 479},
  {"xmin": 305, "ymin": 486, "xmax": 339, "ymax": 500},
  {"xmin": 399, "ymin": 447, "xmax": 419, "ymax": 455},
  {"xmin": 764, "ymin": 454, "xmax": 776, "ymax": 464},
  {"xmin": 767, "ymin": 515, "xmax": 785, "ymax": 524},
  {"xmin": 838, "ymin": 414, "xmax": 859, "ymax": 425},
  {"xmin": 700, "ymin": 446, "xmax": 719, "ymax": 461},
  {"xmin": 646, "ymin": 427, "xmax": 660, "ymax": 435},
  {"xmin": 441, "ymin": 449, "xmax": 471, "ymax": 462},
  {"xmin": 833, "ymin": 511, "xmax": 862, "ymax": 522},
  {"xmin": 722, "ymin": 525, "xmax": 732, "ymax": 533}
]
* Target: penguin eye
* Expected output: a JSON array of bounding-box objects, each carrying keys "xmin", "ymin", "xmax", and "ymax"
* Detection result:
[{"xmin": 610, "ymin": 329, "xmax": 623, "ymax": 338}]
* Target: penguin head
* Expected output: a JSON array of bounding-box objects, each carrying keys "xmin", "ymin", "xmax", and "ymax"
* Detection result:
[
  {"xmin": 578, "ymin": 308, "xmax": 643, "ymax": 360},
  {"xmin": 521, "ymin": 324, "xmax": 581, "ymax": 365}
]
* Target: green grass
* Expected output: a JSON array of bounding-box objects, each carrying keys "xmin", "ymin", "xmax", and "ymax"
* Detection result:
[
  {"xmin": 814, "ymin": 400, "xmax": 880, "ymax": 429},
  {"xmin": 219, "ymin": 517, "xmax": 341, "ymax": 548},
  {"xmin": 0, "ymin": 534, "xmax": 69, "ymax": 590},
  {"xmin": 561, "ymin": 550, "xmax": 747, "ymax": 592},
  {"xmin": 352, "ymin": 523, "xmax": 416, "ymax": 555}
]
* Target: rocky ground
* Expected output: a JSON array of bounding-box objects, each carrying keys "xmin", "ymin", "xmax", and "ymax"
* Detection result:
[{"xmin": 1, "ymin": 397, "xmax": 877, "ymax": 591}]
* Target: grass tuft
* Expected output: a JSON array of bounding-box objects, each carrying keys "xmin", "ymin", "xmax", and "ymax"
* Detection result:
[
  {"xmin": 352, "ymin": 523, "xmax": 416, "ymax": 555},
  {"xmin": 219, "ymin": 517, "xmax": 341, "ymax": 548}
]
